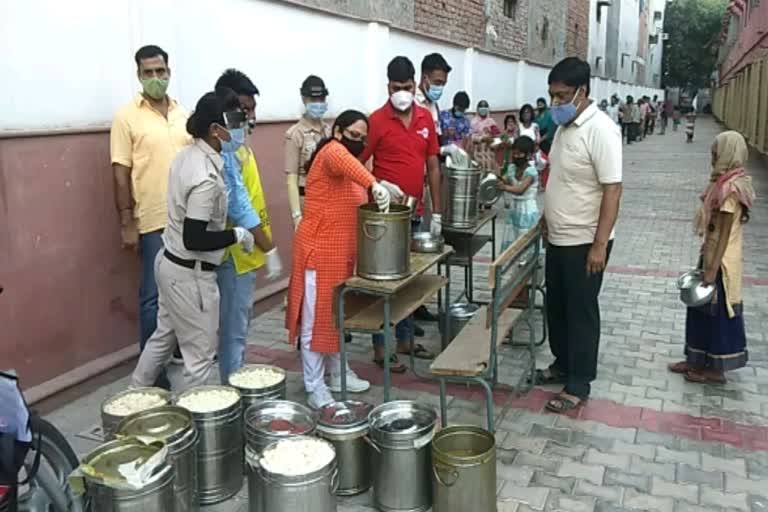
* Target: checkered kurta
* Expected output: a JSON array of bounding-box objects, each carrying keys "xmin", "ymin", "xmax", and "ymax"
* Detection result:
[{"xmin": 285, "ymin": 141, "xmax": 376, "ymax": 353}]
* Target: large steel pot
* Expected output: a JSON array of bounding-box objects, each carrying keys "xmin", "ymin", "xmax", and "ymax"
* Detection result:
[
  {"xmin": 441, "ymin": 165, "xmax": 483, "ymax": 229},
  {"xmin": 177, "ymin": 386, "xmax": 243, "ymax": 505},
  {"xmin": 258, "ymin": 437, "xmax": 338, "ymax": 512},
  {"xmin": 80, "ymin": 437, "xmax": 176, "ymax": 512},
  {"xmin": 431, "ymin": 426, "xmax": 496, "ymax": 512},
  {"xmin": 368, "ymin": 401, "xmax": 437, "ymax": 512},
  {"xmin": 317, "ymin": 401, "xmax": 374, "ymax": 496},
  {"xmin": 101, "ymin": 388, "xmax": 171, "ymax": 441},
  {"xmin": 244, "ymin": 400, "xmax": 318, "ymax": 512},
  {"xmin": 357, "ymin": 203, "xmax": 411, "ymax": 281},
  {"xmin": 115, "ymin": 406, "xmax": 199, "ymax": 512},
  {"xmin": 228, "ymin": 364, "xmax": 287, "ymax": 413}
]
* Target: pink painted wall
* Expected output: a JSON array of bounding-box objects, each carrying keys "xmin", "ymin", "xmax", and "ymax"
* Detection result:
[
  {"xmin": 0, "ymin": 122, "xmax": 295, "ymax": 387},
  {"xmin": 720, "ymin": 2, "xmax": 768, "ymax": 82}
]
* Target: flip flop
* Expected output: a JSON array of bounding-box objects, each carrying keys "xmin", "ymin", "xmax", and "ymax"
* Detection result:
[
  {"xmin": 545, "ymin": 393, "xmax": 585, "ymax": 414},
  {"xmin": 684, "ymin": 370, "xmax": 727, "ymax": 385},
  {"xmin": 527, "ymin": 368, "xmax": 565, "ymax": 385},
  {"xmin": 374, "ymin": 354, "xmax": 407, "ymax": 373},
  {"xmin": 668, "ymin": 361, "xmax": 694, "ymax": 374},
  {"xmin": 397, "ymin": 343, "xmax": 435, "ymax": 360}
]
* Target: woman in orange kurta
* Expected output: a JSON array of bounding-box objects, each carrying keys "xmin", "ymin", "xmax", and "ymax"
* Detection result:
[{"xmin": 285, "ymin": 110, "xmax": 391, "ymax": 409}]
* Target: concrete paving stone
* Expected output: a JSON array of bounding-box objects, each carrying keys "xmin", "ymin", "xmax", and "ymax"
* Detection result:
[
  {"xmin": 513, "ymin": 452, "xmax": 562, "ymax": 473},
  {"xmin": 546, "ymin": 493, "xmax": 597, "ymax": 512},
  {"xmin": 498, "ymin": 486, "xmax": 550, "ymax": 510},
  {"xmin": 585, "ymin": 448, "xmax": 632, "ymax": 470},
  {"xmin": 621, "ymin": 395, "xmax": 664, "ymax": 410},
  {"xmin": 677, "ymin": 438, "xmax": 725, "ymax": 458},
  {"xmin": 558, "ymin": 461, "xmax": 605, "ymax": 486},
  {"xmin": 656, "ymin": 446, "xmax": 701, "ymax": 468},
  {"xmin": 628, "ymin": 456, "xmax": 676, "ymax": 482},
  {"xmin": 747, "ymin": 494, "xmax": 768, "ymax": 512},
  {"xmin": 611, "ymin": 440, "xmax": 656, "ymax": 460},
  {"xmin": 661, "ymin": 400, "xmax": 703, "ymax": 416},
  {"xmin": 622, "ymin": 488, "xmax": 675, "ymax": 512},
  {"xmin": 529, "ymin": 424, "xmax": 573, "ymax": 444},
  {"xmin": 531, "ymin": 471, "xmax": 576, "ymax": 493},
  {"xmin": 502, "ymin": 434, "xmax": 549, "ymax": 454},
  {"xmin": 496, "ymin": 460, "xmax": 535, "ymax": 487},
  {"xmin": 702, "ymin": 453, "xmax": 748, "ymax": 478},
  {"xmin": 609, "ymin": 383, "xmax": 647, "ymax": 397},
  {"xmin": 543, "ymin": 441, "xmax": 587, "ymax": 460},
  {"xmin": 570, "ymin": 432, "xmax": 618, "ymax": 452},
  {"xmin": 746, "ymin": 459, "xmax": 768, "ymax": 479},
  {"xmin": 647, "ymin": 387, "xmax": 686, "ymax": 403},
  {"xmin": 651, "ymin": 476, "xmax": 699, "ymax": 504},
  {"xmin": 672, "ymin": 504, "xmax": 723, "ymax": 512},
  {"xmin": 700, "ymin": 487, "xmax": 749, "ymax": 511},
  {"xmin": 725, "ymin": 475, "xmax": 768, "ymax": 498},
  {"xmin": 592, "ymin": 424, "xmax": 638, "ymax": 443},
  {"xmin": 635, "ymin": 430, "xmax": 680, "ymax": 450},
  {"xmin": 676, "ymin": 463, "xmax": 725, "ymax": 489},
  {"xmin": 573, "ymin": 480, "xmax": 624, "ymax": 504},
  {"xmin": 498, "ymin": 501, "xmax": 521, "ymax": 512},
  {"xmin": 593, "ymin": 503, "xmax": 635, "ymax": 512}
]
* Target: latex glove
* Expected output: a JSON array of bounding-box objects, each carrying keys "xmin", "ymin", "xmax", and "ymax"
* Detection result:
[
  {"xmin": 291, "ymin": 211, "xmax": 303, "ymax": 231},
  {"xmin": 233, "ymin": 227, "xmax": 255, "ymax": 253},
  {"xmin": 379, "ymin": 180, "xmax": 405, "ymax": 202},
  {"xmin": 265, "ymin": 248, "xmax": 283, "ymax": 280},
  {"xmin": 440, "ymin": 143, "xmax": 460, "ymax": 157},
  {"xmin": 371, "ymin": 182, "xmax": 391, "ymax": 213},
  {"xmin": 431, "ymin": 213, "xmax": 442, "ymax": 236}
]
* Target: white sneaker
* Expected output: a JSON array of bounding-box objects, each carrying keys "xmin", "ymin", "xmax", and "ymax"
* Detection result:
[
  {"xmin": 329, "ymin": 371, "xmax": 371, "ymax": 393},
  {"xmin": 308, "ymin": 388, "xmax": 335, "ymax": 410}
]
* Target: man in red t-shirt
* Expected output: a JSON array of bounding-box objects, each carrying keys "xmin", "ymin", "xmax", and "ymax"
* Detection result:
[{"xmin": 359, "ymin": 56, "xmax": 442, "ymax": 372}]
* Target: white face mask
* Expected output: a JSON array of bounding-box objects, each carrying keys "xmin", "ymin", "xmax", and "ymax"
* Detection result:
[{"xmin": 390, "ymin": 90, "xmax": 414, "ymax": 112}]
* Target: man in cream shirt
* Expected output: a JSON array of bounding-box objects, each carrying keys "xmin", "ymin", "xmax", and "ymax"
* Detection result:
[{"xmin": 539, "ymin": 57, "xmax": 623, "ymax": 414}]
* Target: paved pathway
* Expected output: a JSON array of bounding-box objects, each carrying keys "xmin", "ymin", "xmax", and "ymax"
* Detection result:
[{"xmin": 46, "ymin": 117, "xmax": 768, "ymax": 511}]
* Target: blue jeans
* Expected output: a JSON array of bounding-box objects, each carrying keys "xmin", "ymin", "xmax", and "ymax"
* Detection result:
[
  {"xmin": 139, "ymin": 231, "xmax": 170, "ymax": 389},
  {"xmin": 216, "ymin": 257, "xmax": 256, "ymax": 384},
  {"xmin": 372, "ymin": 219, "xmax": 421, "ymax": 347}
]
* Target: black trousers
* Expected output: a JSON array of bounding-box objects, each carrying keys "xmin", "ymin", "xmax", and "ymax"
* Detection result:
[{"xmin": 545, "ymin": 241, "xmax": 613, "ymax": 398}]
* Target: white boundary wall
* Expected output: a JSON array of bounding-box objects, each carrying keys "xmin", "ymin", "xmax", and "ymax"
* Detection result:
[{"xmin": 0, "ymin": 0, "xmax": 662, "ymax": 133}]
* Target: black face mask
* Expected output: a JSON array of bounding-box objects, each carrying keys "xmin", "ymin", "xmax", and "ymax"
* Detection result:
[
  {"xmin": 341, "ymin": 135, "xmax": 366, "ymax": 157},
  {"xmin": 513, "ymin": 157, "xmax": 529, "ymax": 168}
]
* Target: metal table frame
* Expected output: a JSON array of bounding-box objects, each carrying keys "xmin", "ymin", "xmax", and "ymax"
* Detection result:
[
  {"xmin": 336, "ymin": 250, "xmax": 453, "ymax": 402},
  {"xmin": 442, "ymin": 211, "xmax": 497, "ymax": 304}
]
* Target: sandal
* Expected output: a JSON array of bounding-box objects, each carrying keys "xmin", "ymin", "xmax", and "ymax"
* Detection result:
[
  {"xmin": 545, "ymin": 393, "xmax": 585, "ymax": 414},
  {"xmin": 527, "ymin": 368, "xmax": 565, "ymax": 385},
  {"xmin": 397, "ymin": 343, "xmax": 435, "ymax": 360},
  {"xmin": 684, "ymin": 370, "xmax": 727, "ymax": 385},
  {"xmin": 374, "ymin": 354, "xmax": 407, "ymax": 373},
  {"xmin": 667, "ymin": 361, "xmax": 694, "ymax": 374}
]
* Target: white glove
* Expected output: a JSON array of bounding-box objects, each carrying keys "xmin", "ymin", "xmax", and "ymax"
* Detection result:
[
  {"xmin": 233, "ymin": 227, "xmax": 255, "ymax": 253},
  {"xmin": 430, "ymin": 213, "xmax": 442, "ymax": 236},
  {"xmin": 379, "ymin": 180, "xmax": 405, "ymax": 201},
  {"xmin": 292, "ymin": 211, "xmax": 302, "ymax": 231},
  {"xmin": 371, "ymin": 182, "xmax": 391, "ymax": 213},
  {"xmin": 265, "ymin": 248, "xmax": 283, "ymax": 280},
  {"xmin": 440, "ymin": 143, "xmax": 460, "ymax": 157}
]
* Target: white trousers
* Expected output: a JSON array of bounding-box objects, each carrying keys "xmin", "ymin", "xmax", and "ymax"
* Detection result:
[{"xmin": 301, "ymin": 270, "xmax": 346, "ymax": 393}]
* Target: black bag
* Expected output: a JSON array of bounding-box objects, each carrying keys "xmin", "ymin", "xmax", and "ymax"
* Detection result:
[{"xmin": 0, "ymin": 372, "xmax": 38, "ymax": 487}]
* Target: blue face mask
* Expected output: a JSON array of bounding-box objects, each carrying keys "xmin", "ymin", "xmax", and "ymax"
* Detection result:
[
  {"xmin": 221, "ymin": 127, "xmax": 245, "ymax": 153},
  {"xmin": 306, "ymin": 102, "xmax": 328, "ymax": 120},
  {"xmin": 426, "ymin": 84, "xmax": 444, "ymax": 102},
  {"xmin": 551, "ymin": 88, "xmax": 582, "ymax": 126},
  {"xmin": 454, "ymin": 110, "xmax": 465, "ymax": 118},
  {"xmin": 478, "ymin": 107, "xmax": 490, "ymax": 117}
]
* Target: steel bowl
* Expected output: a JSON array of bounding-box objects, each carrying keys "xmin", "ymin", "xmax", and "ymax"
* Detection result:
[
  {"xmin": 677, "ymin": 269, "xmax": 715, "ymax": 307},
  {"xmin": 410, "ymin": 232, "xmax": 444, "ymax": 253},
  {"xmin": 399, "ymin": 194, "xmax": 419, "ymax": 211}
]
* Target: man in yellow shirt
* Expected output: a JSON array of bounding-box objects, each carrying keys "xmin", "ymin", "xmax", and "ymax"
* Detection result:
[{"xmin": 110, "ymin": 45, "xmax": 191, "ymax": 387}]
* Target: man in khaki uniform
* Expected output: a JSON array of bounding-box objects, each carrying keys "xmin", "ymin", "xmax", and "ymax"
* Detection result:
[{"xmin": 285, "ymin": 75, "xmax": 331, "ymax": 230}]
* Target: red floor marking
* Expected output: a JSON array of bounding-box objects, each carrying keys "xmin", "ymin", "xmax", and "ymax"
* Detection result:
[{"xmin": 245, "ymin": 345, "xmax": 768, "ymax": 450}]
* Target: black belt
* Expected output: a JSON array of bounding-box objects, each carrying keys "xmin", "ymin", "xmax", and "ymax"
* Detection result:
[{"xmin": 164, "ymin": 250, "xmax": 217, "ymax": 271}]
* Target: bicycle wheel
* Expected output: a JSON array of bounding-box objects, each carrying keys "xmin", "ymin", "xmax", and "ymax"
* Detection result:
[{"xmin": 17, "ymin": 416, "xmax": 80, "ymax": 512}]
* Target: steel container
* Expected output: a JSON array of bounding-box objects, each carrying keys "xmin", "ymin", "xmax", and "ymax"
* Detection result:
[
  {"xmin": 357, "ymin": 203, "xmax": 411, "ymax": 281},
  {"xmin": 244, "ymin": 400, "xmax": 318, "ymax": 512},
  {"xmin": 441, "ymin": 165, "xmax": 483, "ymax": 229},
  {"xmin": 677, "ymin": 269, "xmax": 716, "ymax": 307},
  {"xmin": 439, "ymin": 303, "xmax": 480, "ymax": 343},
  {"xmin": 228, "ymin": 364, "xmax": 287, "ymax": 413},
  {"xmin": 368, "ymin": 401, "xmax": 437, "ymax": 512},
  {"xmin": 115, "ymin": 406, "xmax": 199, "ymax": 512},
  {"xmin": 81, "ymin": 437, "xmax": 176, "ymax": 512},
  {"xmin": 410, "ymin": 232, "xmax": 444, "ymax": 254},
  {"xmin": 258, "ymin": 437, "xmax": 338, "ymax": 512},
  {"xmin": 101, "ymin": 388, "xmax": 171, "ymax": 441},
  {"xmin": 431, "ymin": 426, "xmax": 496, "ymax": 512},
  {"xmin": 177, "ymin": 386, "xmax": 243, "ymax": 505},
  {"xmin": 477, "ymin": 172, "xmax": 502, "ymax": 206},
  {"xmin": 316, "ymin": 401, "xmax": 374, "ymax": 496}
]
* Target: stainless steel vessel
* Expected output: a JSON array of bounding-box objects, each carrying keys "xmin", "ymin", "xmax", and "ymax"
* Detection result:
[
  {"xmin": 81, "ymin": 437, "xmax": 176, "ymax": 512},
  {"xmin": 368, "ymin": 401, "xmax": 437, "ymax": 512},
  {"xmin": 258, "ymin": 437, "xmax": 338, "ymax": 512},
  {"xmin": 442, "ymin": 165, "xmax": 483, "ymax": 229},
  {"xmin": 100, "ymin": 387, "xmax": 171, "ymax": 441},
  {"xmin": 228, "ymin": 364, "xmax": 287, "ymax": 413},
  {"xmin": 357, "ymin": 203, "xmax": 411, "ymax": 281},
  {"xmin": 244, "ymin": 400, "xmax": 318, "ymax": 512},
  {"xmin": 115, "ymin": 406, "xmax": 199, "ymax": 512},
  {"xmin": 440, "ymin": 303, "xmax": 480, "ymax": 342},
  {"xmin": 431, "ymin": 426, "xmax": 496, "ymax": 512},
  {"xmin": 316, "ymin": 401, "xmax": 374, "ymax": 496},
  {"xmin": 177, "ymin": 386, "xmax": 243, "ymax": 505}
]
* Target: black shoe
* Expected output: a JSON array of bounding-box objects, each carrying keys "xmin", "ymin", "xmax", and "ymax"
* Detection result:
[
  {"xmin": 414, "ymin": 305, "xmax": 438, "ymax": 322},
  {"xmin": 414, "ymin": 324, "xmax": 425, "ymax": 338},
  {"xmin": 345, "ymin": 333, "xmax": 353, "ymax": 343}
]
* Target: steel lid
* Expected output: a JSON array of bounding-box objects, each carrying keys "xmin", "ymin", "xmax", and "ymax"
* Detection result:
[
  {"xmin": 369, "ymin": 401, "xmax": 436, "ymax": 440},
  {"xmin": 82, "ymin": 438, "xmax": 166, "ymax": 482},
  {"xmin": 318, "ymin": 401, "xmax": 373, "ymax": 432},
  {"xmin": 478, "ymin": 173, "xmax": 501, "ymax": 206},
  {"xmin": 115, "ymin": 405, "xmax": 193, "ymax": 444},
  {"xmin": 245, "ymin": 400, "xmax": 317, "ymax": 437}
]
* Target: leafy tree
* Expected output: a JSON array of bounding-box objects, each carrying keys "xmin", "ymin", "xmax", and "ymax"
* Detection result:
[{"xmin": 662, "ymin": 0, "xmax": 728, "ymax": 88}]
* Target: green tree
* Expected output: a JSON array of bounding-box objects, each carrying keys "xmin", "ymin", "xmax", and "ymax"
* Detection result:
[{"xmin": 662, "ymin": 0, "xmax": 727, "ymax": 88}]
